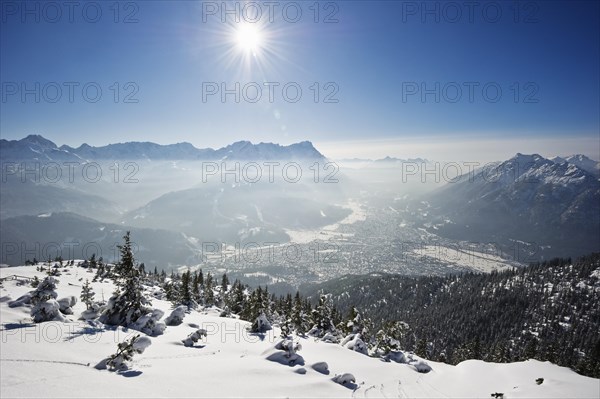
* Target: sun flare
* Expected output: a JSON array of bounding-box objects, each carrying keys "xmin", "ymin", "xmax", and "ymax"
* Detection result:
[{"xmin": 235, "ymin": 23, "xmax": 263, "ymax": 54}]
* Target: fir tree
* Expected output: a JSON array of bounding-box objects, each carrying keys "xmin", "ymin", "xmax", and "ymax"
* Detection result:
[
  {"xmin": 309, "ymin": 294, "xmax": 338, "ymax": 339},
  {"xmin": 80, "ymin": 279, "xmax": 95, "ymax": 310},
  {"xmin": 221, "ymin": 273, "xmax": 229, "ymax": 293},
  {"xmin": 291, "ymin": 291, "xmax": 310, "ymax": 335},
  {"xmin": 415, "ymin": 338, "xmax": 428, "ymax": 358},
  {"xmin": 191, "ymin": 271, "xmax": 201, "ymax": 303},
  {"xmin": 99, "ymin": 232, "xmax": 152, "ymax": 327},
  {"xmin": 30, "ymin": 276, "xmax": 61, "ymax": 323},
  {"xmin": 30, "ymin": 276, "xmax": 40, "ymax": 288},
  {"xmin": 375, "ymin": 320, "xmax": 409, "ymax": 355},
  {"xmin": 102, "ymin": 334, "xmax": 151, "ymax": 372},
  {"xmin": 178, "ymin": 269, "xmax": 195, "ymax": 308},
  {"xmin": 204, "ymin": 273, "xmax": 215, "ymax": 306}
]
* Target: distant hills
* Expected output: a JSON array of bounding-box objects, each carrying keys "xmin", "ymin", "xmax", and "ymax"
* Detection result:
[
  {"xmin": 0, "ymin": 212, "xmax": 198, "ymax": 267},
  {"xmin": 0, "ymin": 135, "xmax": 326, "ymax": 161}
]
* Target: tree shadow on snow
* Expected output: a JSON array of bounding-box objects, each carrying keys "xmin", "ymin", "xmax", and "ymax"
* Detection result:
[
  {"xmin": 171, "ymin": 342, "xmax": 206, "ymax": 349},
  {"xmin": 248, "ymin": 332, "xmax": 267, "ymax": 341},
  {"xmin": 119, "ymin": 370, "xmax": 143, "ymax": 378},
  {"xmin": 65, "ymin": 325, "xmax": 106, "ymax": 341},
  {"xmin": 334, "ymin": 380, "xmax": 358, "ymax": 390},
  {"xmin": 1, "ymin": 322, "xmax": 35, "ymax": 331}
]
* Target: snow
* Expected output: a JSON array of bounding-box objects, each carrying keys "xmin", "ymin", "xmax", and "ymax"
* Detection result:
[
  {"xmin": 1, "ymin": 264, "xmax": 599, "ymax": 398},
  {"xmin": 285, "ymin": 200, "xmax": 366, "ymax": 244},
  {"xmin": 412, "ymin": 245, "xmax": 517, "ymax": 273},
  {"xmin": 132, "ymin": 336, "xmax": 152, "ymax": 353}
]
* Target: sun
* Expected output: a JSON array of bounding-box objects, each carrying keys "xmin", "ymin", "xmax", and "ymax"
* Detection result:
[{"xmin": 234, "ymin": 23, "xmax": 263, "ymax": 55}]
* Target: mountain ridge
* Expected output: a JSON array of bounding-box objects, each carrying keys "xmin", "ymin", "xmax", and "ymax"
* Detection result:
[{"xmin": 0, "ymin": 135, "xmax": 326, "ymax": 161}]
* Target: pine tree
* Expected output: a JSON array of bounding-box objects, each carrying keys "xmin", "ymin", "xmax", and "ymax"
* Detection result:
[
  {"xmin": 31, "ymin": 276, "xmax": 40, "ymax": 288},
  {"xmin": 204, "ymin": 273, "xmax": 214, "ymax": 306},
  {"xmin": 30, "ymin": 276, "xmax": 61, "ymax": 323},
  {"xmin": 80, "ymin": 279, "xmax": 95, "ymax": 310},
  {"xmin": 415, "ymin": 338, "xmax": 428, "ymax": 358},
  {"xmin": 310, "ymin": 294, "xmax": 337, "ymax": 339},
  {"xmin": 179, "ymin": 269, "xmax": 194, "ymax": 308},
  {"xmin": 343, "ymin": 307, "xmax": 360, "ymax": 335},
  {"xmin": 280, "ymin": 318, "xmax": 291, "ymax": 338},
  {"xmin": 232, "ymin": 280, "xmax": 246, "ymax": 314},
  {"xmin": 291, "ymin": 291, "xmax": 309, "ymax": 335},
  {"xmin": 221, "ymin": 273, "xmax": 229, "ymax": 293},
  {"xmin": 523, "ymin": 337, "xmax": 538, "ymax": 360},
  {"xmin": 191, "ymin": 271, "xmax": 201, "ymax": 303},
  {"xmin": 103, "ymin": 334, "xmax": 151, "ymax": 372},
  {"xmin": 114, "ymin": 231, "xmax": 134, "ymax": 279},
  {"xmin": 99, "ymin": 232, "xmax": 152, "ymax": 327},
  {"xmin": 375, "ymin": 320, "xmax": 409, "ymax": 355}
]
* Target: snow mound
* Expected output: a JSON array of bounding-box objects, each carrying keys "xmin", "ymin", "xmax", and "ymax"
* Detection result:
[
  {"xmin": 182, "ymin": 329, "xmax": 208, "ymax": 347},
  {"xmin": 57, "ymin": 296, "xmax": 77, "ymax": 314},
  {"xmin": 341, "ymin": 333, "xmax": 368, "ymax": 355},
  {"xmin": 132, "ymin": 336, "xmax": 152, "ymax": 353},
  {"xmin": 333, "ymin": 373, "xmax": 356, "ymax": 387},
  {"xmin": 267, "ymin": 339, "xmax": 305, "ymax": 366},
  {"xmin": 131, "ymin": 308, "xmax": 166, "ymax": 336},
  {"xmin": 31, "ymin": 299, "xmax": 65, "ymax": 323},
  {"xmin": 164, "ymin": 305, "xmax": 187, "ymax": 326},
  {"xmin": 411, "ymin": 359, "xmax": 432, "ymax": 373},
  {"xmin": 312, "ymin": 361, "xmax": 330, "ymax": 375},
  {"xmin": 385, "ymin": 350, "xmax": 407, "ymax": 363}
]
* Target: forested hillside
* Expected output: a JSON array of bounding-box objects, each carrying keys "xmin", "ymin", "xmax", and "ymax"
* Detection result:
[{"xmin": 300, "ymin": 254, "xmax": 600, "ymax": 377}]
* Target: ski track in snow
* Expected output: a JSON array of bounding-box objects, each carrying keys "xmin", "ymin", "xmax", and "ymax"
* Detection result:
[
  {"xmin": 1, "ymin": 358, "xmax": 90, "ymax": 367},
  {"xmin": 141, "ymin": 350, "xmax": 219, "ymax": 360}
]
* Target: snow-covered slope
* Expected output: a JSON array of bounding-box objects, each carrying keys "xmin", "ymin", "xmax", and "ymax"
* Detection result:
[
  {"xmin": 552, "ymin": 154, "xmax": 600, "ymax": 176},
  {"xmin": 1, "ymin": 264, "xmax": 598, "ymax": 398},
  {"xmin": 425, "ymin": 153, "xmax": 600, "ymax": 258}
]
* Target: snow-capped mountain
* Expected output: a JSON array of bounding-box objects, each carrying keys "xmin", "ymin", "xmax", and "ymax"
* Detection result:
[
  {"xmin": 0, "ymin": 135, "xmax": 326, "ymax": 162},
  {"xmin": 424, "ymin": 153, "xmax": 600, "ymax": 258},
  {"xmin": 552, "ymin": 154, "xmax": 600, "ymax": 176},
  {"xmin": 0, "ymin": 134, "xmax": 84, "ymax": 162}
]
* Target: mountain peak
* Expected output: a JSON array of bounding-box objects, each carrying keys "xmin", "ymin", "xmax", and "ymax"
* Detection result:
[
  {"xmin": 512, "ymin": 153, "xmax": 544, "ymax": 162},
  {"xmin": 22, "ymin": 134, "xmax": 57, "ymax": 149}
]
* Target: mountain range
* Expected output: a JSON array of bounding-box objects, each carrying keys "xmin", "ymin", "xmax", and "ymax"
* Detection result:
[
  {"xmin": 1, "ymin": 135, "xmax": 599, "ymax": 265},
  {"xmin": 0, "ymin": 135, "xmax": 325, "ymax": 161}
]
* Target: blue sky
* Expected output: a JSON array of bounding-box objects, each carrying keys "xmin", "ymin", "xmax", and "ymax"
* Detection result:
[{"xmin": 1, "ymin": 0, "xmax": 598, "ymax": 161}]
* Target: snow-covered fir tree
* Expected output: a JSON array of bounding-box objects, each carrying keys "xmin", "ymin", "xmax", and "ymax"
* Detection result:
[
  {"xmin": 99, "ymin": 232, "xmax": 153, "ymax": 327},
  {"xmin": 30, "ymin": 276, "xmax": 63, "ymax": 323},
  {"xmin": 291, "ymin": 291, "xmax": 311, "ymax": 336},
  {"xmin": 96, "ymin": 334, "xmax": 152, "ymax": 372},
  {"xmin": 374, "ymin": 320, "xmax": 409, "ymax": 356},
  {"xmin": 182, "ymin": 329, "xmax": 207, "ymax": 347},
  {"xmin": 177, "ymin": 269, "xmax": 197, "ymax": 309},
  {"xmin": 204, "ymin": 272, "xmax": 215, "ymax": 306},
  {"xmin": 309, "ymin": 294, "xmax": 339, "ymax": 342}
]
